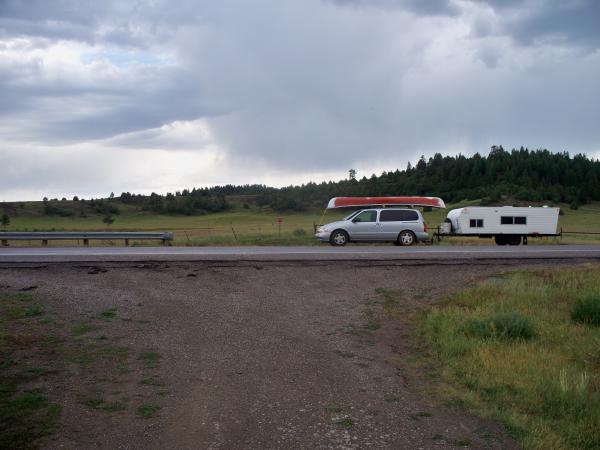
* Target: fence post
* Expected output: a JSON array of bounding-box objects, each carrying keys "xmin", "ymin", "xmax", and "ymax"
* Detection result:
[
  {"xmin": 83, "ymin": 239, "xmax": 89, "ymax": 246},
  {"xmin": 42, "ymin": 240, "xmax": 48, "ymax": 246}
]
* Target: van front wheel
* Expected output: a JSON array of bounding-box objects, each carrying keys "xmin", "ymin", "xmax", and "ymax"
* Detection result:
[
  {"xmin": 330, "ymin": 230, "xmax": 349, "ymax": 246},
  {"xmin": 398, "ymin": 230, "xmax": 416, "ymax": 246}
]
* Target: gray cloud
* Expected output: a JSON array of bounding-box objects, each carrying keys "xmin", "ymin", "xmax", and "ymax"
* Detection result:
[
  {"xmin": 326, "ymin": 0, "xmax": 460, "ymax": 16},
  {"xmin": 474, "ymin": 0, "xmax": 600, "ymax": 49},
  {"xmin": 0, "ymin": 0, "xmax": 599, "ymax": 200}
]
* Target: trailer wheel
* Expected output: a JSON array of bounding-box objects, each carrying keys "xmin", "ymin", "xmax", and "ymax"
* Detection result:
[
  {"xmin": 508, "ymin": 235, "xmax": 521, "ymax": 246},
  {"xmin": 494, "ymin": 235, "xmax": 508, "ymax": 246},
  {"xmin": 398, "ymin": 230, "xmax": 416, "ymax": 246}
]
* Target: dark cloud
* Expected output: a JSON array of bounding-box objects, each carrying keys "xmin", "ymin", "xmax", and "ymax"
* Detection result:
[
  {"xmin": 326, "ymin": 0, "xmax": 460, "ymax": 16},
  {"xmin": 476, "ymin": 0, "xmax": 600, "ymax": 49},
  {"xmin": 0, "ymin": 0, "xmax": 599, "ymax": 201}
]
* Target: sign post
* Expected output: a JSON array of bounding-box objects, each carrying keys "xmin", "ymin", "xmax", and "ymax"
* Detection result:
[{"xmin": 277, "ymin": 217, "xmax": 283, "ymax": 238}]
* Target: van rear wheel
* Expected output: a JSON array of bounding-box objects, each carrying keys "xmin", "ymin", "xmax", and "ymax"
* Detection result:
[{"xmin": 398, "ymin": 230, "xmax": 416, "ymax": 246}]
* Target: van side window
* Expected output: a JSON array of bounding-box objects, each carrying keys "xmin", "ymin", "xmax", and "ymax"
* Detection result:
[
  {"xmin": 470, "ymin": 219, "xmax": 483, "ymax": 228},
  {"xmin": 353, "ymin": 210, "xmax": 377, "ymax": 223},
  {"xmin": 379, "ymin": 210, "xmax": 418, "ymax": 222}
]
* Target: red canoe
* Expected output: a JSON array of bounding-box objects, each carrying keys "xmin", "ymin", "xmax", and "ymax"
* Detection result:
[{"xmin": 327, "ymin": 196, "xmax": 446, "ymax": 209}]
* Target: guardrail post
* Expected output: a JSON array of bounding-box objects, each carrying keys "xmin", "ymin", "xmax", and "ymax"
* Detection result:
[
  {"xmin": 125, "ymin": 238, "xmax": 129, "ymax": 246},
  {"xmin": 42, "ymin": 240, "xmax": 48, "ymax": 246},
  {"xmin": 83, "ymin": 239, "xmax": 89, "ymax": 246}
]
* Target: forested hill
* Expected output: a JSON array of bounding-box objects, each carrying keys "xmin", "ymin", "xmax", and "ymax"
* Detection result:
[
  {"xmin": 117, "ymin": 146, "xmax": 600, "ymax": 214},
  {"xmin": 26, "ymin": 147, "xmax": 600, "ymax": 217}
]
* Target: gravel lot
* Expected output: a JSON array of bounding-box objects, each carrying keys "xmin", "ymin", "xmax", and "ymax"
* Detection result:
[{"xmin": 1, "ymin": 260, "xmax": 571, "ymax": 449}]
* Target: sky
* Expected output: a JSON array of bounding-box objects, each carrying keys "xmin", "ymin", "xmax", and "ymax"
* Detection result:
[{"xmin": 1, "ymin": 0, "xmax": 599, "ymax": 201}]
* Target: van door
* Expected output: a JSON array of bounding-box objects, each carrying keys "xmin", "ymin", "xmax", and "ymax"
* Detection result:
[
  {"xmin": 348, "ymin": 210, "xmax": 379, "ymax": 240},
  {"xmin": 378, "ymin": 209, "xmax": 420, "ymax": 240}
]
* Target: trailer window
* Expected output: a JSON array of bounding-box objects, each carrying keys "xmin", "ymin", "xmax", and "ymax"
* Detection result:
[
  {"xmin": 501, "ymin": 216, "xmax": 527, "ymax": 225},
  {"xmin": 514, "ymin": 216, "xmax": 527, "ymax": 225},
  {"xmin": 469, "ymin": 219, "xmax": 484, "ymax": 228}
]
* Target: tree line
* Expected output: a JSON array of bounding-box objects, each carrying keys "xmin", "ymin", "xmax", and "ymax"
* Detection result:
[
  {"xmin": 31, "ymin": 146, "xmax": 600, "ymax": 216},
  {"xmin": 230, "ymin": 146, "xmax": 600, "ymax": 211}
]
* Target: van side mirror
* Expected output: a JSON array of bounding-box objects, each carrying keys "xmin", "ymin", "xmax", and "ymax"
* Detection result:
[{"xmin": 352, "ymin": 218, "xmax": 360, "ymax": 223}]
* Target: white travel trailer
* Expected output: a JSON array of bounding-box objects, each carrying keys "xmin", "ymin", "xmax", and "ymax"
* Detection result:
[{"xmin": 440, "ymin": 206, "xmax": 560, "ymax": 245}]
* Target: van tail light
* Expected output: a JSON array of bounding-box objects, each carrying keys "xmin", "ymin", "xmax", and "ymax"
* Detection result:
[{"xmin": 423, "ymin": 222, "xmax": 428, "ymax": 232}]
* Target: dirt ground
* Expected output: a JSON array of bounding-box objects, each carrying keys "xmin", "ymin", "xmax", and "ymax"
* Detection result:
[{"xmin": 0, "ymin": 260, "xmax": 573, "ymax": 449}]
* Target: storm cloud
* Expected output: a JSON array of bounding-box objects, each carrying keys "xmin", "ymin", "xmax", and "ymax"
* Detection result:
[{"xmin": 1, "ymin": 0, "xmax": 599, "ymax": 200}]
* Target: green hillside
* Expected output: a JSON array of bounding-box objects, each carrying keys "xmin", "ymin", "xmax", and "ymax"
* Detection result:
[
  {"xmin": 2, "ymin": 147, "xmax": 600, "ymax": 246},
  {"xmin": 2, "ymin": 198, "xmax": 600, "ymax": 246}
]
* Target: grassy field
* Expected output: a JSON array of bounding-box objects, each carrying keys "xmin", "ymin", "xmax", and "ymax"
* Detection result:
[
  {"xmin": 2, "ymin": 199, "xmax": 600, "ymax": 246},
  {"xmin": 424, "ymin": 265, "xmax": 600, "ymax": 449}
]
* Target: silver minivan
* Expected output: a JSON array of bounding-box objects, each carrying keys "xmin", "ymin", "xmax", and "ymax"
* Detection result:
[{"xmin": 315, "ymin": 208, "xmax": 429, "ymax": 246}]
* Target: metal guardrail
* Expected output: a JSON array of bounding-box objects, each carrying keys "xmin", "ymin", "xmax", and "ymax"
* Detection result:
[{"xmin": 0, "ymin": 232, "xmax": 173, "ymax": 246}]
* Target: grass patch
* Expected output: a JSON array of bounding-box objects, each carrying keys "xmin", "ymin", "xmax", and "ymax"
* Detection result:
[
  {"xmin": 571, "ymin": 292, "xmax": 600, "ymax": 326},
  {"xmin": 137, "ymin": 404, "xmax": 160, "ymax": 418},
  {"xmin": 138, "ymin": 351, "xmax": 161, "ymax": 368},
  {"xmin": 71, "ymin": 323, "xmax": 101, "ymax": 336},
  {"xmin": 336, "ymin": 417, "xmax": 355, "ymax": 429},
  {"xmin": 81, "ymin": 394, "xmax": 127, "ymax": 412},
  {"xmin": 0, "ymin": 387, "xmax": 61, "ymax": 449},
  {"xmin": 100, "ymin": 308, "xmax": 117, "ymax": 319},
  {"xmin": 374, "ymin": 288, "xmax": 401, "ymax": 310},
  {"xmin": 425, "ymin": 266, "xmax": 600, "ymax": 449},
  {"xmin": 460, "ymin": 311, "xmax": 534, "ymax": 341},
  {"xmin": 140, "ymin": 376, "xmax": 165, "ymax": 387},
  {"xmin": 334, "ymin": 350, "xmax": 355, "ymax": 358},
  {"xmin": 23, "ymin": 303, "xmax": 44, "ymax": 317}
]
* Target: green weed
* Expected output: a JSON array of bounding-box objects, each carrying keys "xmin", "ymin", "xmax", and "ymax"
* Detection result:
[
  {"xmin": 100, "ymin": 308, "xmax": 117, "ymax": 319},
  {"xmin": 337, "ymin": 417, "xmax": 355, "ymax": 429},
  {"xmin": 138, "ymin": 351, "xmax": 161, "ymax": 368},
  {"xmin": 23, "ymin": 303, "xmax": 44, "ymax": 317},
  {"xmin": 460, "ymin": 312, "xmax": 534, "ymax": 341},
  {"xmin": 72, "ymin": 323, "xmax": 100, "ymax": 336},
  {"xmin": 571, "ymin": 292, "xmax": 600, "ymax": 326},
  {"xmin": 137, "ymin": 404, "xmax": 160, "ymax": 418}
]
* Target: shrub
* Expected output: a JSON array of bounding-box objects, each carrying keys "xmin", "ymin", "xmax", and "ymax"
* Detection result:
[
  {"xmin": 460, "ymin": 318, "xmax": 493, "ymax": 339},
  {"xmin": 571, "ymin": 292, "xmax": 600, "ymax": 326},
  {"xmin": 490, "ymin": 312, "xmax": 535, "ymax": 340},
  {"xmin": 292, "ymin": 228, "xmax": 307, "ymax": 237},
  {"xmin": 460, "ymin": 312, "xmax": 534, "ymax": 340}
]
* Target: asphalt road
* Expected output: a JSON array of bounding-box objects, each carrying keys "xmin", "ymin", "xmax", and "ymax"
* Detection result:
[{"xmin": 1, "ymin": 244, "xmax": 600, "ymax": 263}]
